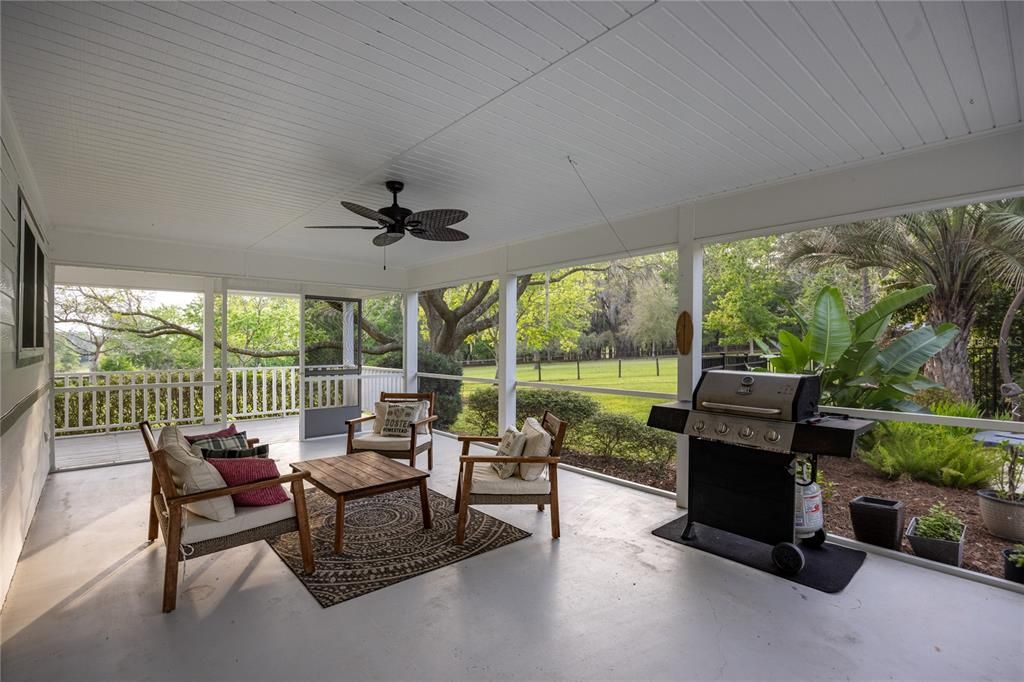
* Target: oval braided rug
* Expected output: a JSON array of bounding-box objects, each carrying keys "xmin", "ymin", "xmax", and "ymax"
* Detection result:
[{"xmin": 267, "ymin": 487, "xmax": 531, "ymax": 607}]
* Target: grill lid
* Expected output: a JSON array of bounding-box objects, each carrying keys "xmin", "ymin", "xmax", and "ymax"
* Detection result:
[{"xmin": 692, "ymin": 370, "xmax": 821, "ymax": 423}]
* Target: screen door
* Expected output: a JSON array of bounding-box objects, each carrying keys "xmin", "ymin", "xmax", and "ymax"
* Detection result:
[{"xmin": 301, "ymin": 295, "xmax": 361, "ymax": 439}]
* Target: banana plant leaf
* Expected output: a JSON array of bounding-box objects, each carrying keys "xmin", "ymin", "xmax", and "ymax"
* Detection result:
[
  {"xmin": 877, "ymin": 323, "xmax": 958, "ymax": 375},
  {"xmin": 777, "ymin": 330, "xmax": 809, "ymax": 371},
  {"xmin": 852, "ymin": 285, "xmax": 934, "ymax": 343},
  {"xmin": 807, "ymin": 287, "xmax": 852, "ymax": 366},
  {"xmin": 835, "ymin": 341, "xmax": 880, "ymax": 379}
]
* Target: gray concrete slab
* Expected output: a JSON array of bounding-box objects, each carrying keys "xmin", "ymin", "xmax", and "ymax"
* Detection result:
[{"xmin": 4, "ymin": 432, "xmax": 1023, "ymax": 681}]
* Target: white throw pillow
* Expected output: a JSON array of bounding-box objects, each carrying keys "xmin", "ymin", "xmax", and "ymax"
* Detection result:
[
  {"xmin": 381, "ymin": 403, "xmax": 418, "ymax": 437},
  {"xmin": 519, "ymin": 417, "xmax": 553, "ymax": 481},
  {"xmin": 415, "ymin": 400, "xmax": 431, "ymax": 434},
  {"xmin": 372, "ymin": 401, "xmax": 389, "ymax": 434},
  {"xmin": 157, "ymin": 425, "xmax": 235, "ymax": 522},
  {"xmin": 491, "ymin": 427, "xmax": 527, "ymax": 479}
]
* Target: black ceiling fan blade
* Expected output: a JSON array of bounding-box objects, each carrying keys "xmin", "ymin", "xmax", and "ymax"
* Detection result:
[
  {"xmin": 409, "ymin": 226, "xmax": 469, "ymax": 242},
  {"xmin": 304, "ymin": 225, "xmax": 382, "ymax": 230},
  {"xmin": 407, "ymin": 208, "xmax": 468, "ymax": 231},
  {"xmin": 372, "ymin": 231, "xmax": 405, "ymax": 247},
  {"xmin": 341, "ymin": 201, "xmax": 394, "ymax": 225}
]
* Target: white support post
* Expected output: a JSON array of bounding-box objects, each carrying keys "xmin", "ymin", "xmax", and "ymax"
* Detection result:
[
  {"xmin": 220, "ymin": 282, "xmax": 229, "ymax": 427},
  {"xmin": 677, "ymin": 208, "xmax": 703, "ymax": 509},
  {"xmin": 402, "ymin": 291, "xmax": 418, "ymax": 392},
  {"xmin": 342, "ymin": 302, "xmax": 355, "ymax": 367},
  {"xmin": 202, "ymin": 280, "xmax": 215, "ymax": 424},
  {"xmin": 497, "ymin": 274, "xmax": 517, "ymax": 432}
]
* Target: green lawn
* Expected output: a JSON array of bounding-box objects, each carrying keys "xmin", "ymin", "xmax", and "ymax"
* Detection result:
[{"xmin": 448, "ymin": 357, "xmax": 678, "ymax": 430}]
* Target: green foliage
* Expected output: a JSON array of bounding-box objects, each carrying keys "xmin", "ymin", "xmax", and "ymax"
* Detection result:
[
  {"xmin": 704, "ymin": 237, "xmax": 793, "ymax": 346},
  {"xmin": 419, "ymin": 352, "xmax": 464, "ymax": 430},
  {"xmin": 860, "ymin": 402, "xmax": 1000, "ymax": 488},
  {"xmin": 762, "ymin": 284, "xmax": 957, "ymax": 410},
  {"xmin": 574, "ymin": 411, "xmax": 676, "ymax": 464},
  {"xmin": 624, "ymin": 277, "xmax": 676, "ymax": 353},
  {"xmin": 911, "ymin": 503, "xmax": 965, "ymax": 542},
  {"xmin": 1009, "ymin": 545, "xmax": 1024, "ymax": 568},
  {"xmin": 517, "ymin": 268, "xmax": 598, "ymax": 354},
  {"xmin": 462, "ymin": 386, "xmax": 601, "ymax": 436},
  {"xmin": 816, "ymin": 470, "xmax": 836, "ymax": 504},
  {"xmin": 992, "ymin": 441, "xmax": 1024, "ymax": 503}
]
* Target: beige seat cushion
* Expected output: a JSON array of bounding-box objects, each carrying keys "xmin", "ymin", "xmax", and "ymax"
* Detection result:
[
  {"xmin": 157, "ymin": 424, "xmax": 235, "ymax": 522},
  {"xmin": 164, "ymin": 496, "xmax": 296, "ymax": 544},
  {"xmin": 470, "ymin": 464, "xmax": 551, "ymax": 495},
  {"xmin": 352, "ymin": 432, "xmax": 432, "ymax": 452},
  {"xmin": 519, "ymin": 417, "xmax": 553, "ymax": 481}
]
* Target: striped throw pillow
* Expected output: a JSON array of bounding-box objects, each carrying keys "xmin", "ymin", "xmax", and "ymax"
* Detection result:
[
  {"xmin": 201, "ymin": 444, "xmax": 270, "ymax": 459},
  {"xmin": 207, "ymin": 458, "xmax": 289, "ymax": 507},
  {"xmin": 190, "ymin": 432, "xmax": 248, "ymax": 452}
]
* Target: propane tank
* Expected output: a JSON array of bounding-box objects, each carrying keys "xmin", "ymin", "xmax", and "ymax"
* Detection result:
[{"xmin": 794, "ymin": 480, "xmax": 824, "ymax": 539}]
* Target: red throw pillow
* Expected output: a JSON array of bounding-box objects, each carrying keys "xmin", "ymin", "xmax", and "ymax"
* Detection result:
[
  {"xmin": 207, "ymin": 458, "xmax": 289, "ymax": 507},
  {"xmin": 184, "ymin": 423, "xmax": 238, "ymax": 444}
]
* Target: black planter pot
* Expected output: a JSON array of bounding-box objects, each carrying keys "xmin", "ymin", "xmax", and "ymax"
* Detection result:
[
  {"xmin": 849, "ymin": 496, "xmax": 905, "ymax": 550},
  {"xmin": 906, "ymin": 517, "xmax": 965, "ymax": 567},
  {"xmin": 1004, "ymin": 549, "xmax": 1024, "ymax": 584}
]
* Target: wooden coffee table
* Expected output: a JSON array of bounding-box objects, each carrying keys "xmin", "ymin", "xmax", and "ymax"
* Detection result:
[{"xmin": 290, "ymin": 452, "xmax": 431, "ymax": 555}]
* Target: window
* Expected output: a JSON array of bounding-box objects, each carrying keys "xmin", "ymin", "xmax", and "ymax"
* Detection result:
[{"xmin": 17, "ymin": 190, "xmax": 45, "ymax": 364}]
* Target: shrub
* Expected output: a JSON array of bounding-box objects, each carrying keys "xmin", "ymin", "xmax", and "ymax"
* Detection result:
[
  {"xmin": 377, "ymin": 348, "xmax": 463, "ymax": 429},
  {"xmin": 860, "ymin": 402, "xmax": 1001, "ymax": 488},
  {"xmin": 1009, "ymin": 545, "xmax": 1024, "ymax": 568},
  {"xmin": 574, "ymin": 412, "xmax": 676, "ymax": 465},
  {"xmin": 462, "ymin": 387, "xmax": 600, "ymax": 435},
  {"xmin": 911, "ymin": 503, "xmax": 964, "ymax": 541}
]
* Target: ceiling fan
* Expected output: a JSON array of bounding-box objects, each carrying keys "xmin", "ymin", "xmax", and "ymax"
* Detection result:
[{"xmin": 305, "ymin": 180, "xmax": 469, "ymax": 247}]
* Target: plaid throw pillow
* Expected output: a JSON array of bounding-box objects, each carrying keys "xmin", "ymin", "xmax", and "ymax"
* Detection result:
[
  {"xmin": 201, "ymin": 444, "xmax": 270, "ymax": 459},
  {"xmin": 190, "ymin": 432, "xmax": 248, "ymax": 452},
  {"xmin": 381, "ymin": 403, "xmax": 418, "ymax": 437}
]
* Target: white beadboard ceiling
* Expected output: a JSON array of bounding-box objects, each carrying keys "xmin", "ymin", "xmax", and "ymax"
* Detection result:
[{"xmin": 2, "ymin": 1, "xmax": 1022, "ymax": 270}]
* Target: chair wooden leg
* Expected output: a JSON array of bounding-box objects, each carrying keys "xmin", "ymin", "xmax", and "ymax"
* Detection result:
[
  {"xmin": 537, "ymin": 504, "xmax": 545, "ymax": 511},
  {"xmin": 162, "ymin": 505, "xmax": 182, "ymax": 613},
  {"xmin": 549, "ymin": 464, "xmax": 560, "ymax": 540},
  {"xmin": 454, "ymin": 461, "xmax": 464, "ymax": 512},
  {"xmin": 455, "ymin": 462, "xmax": 474, "ymax": 545},
  {"xmin": 147, "ymin": 468, "xmax": 160, "ymax": 541},
  {"xmin": 428, "ymin": 444, "xmax": 433, "ymax": 470},
  {"xmin": 291, "ymin": 480, "xmax": 315, "ymax": 575}
]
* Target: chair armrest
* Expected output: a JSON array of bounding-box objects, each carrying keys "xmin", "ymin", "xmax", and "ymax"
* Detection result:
[
  {"xmin": 457, "ymin": 435, "xmax": 503, "ymax": 444},
  {"xmin": 459, "ymin": 455, "xmax": 560, "ymax": 464},
  {"xmin": 346, "ymin": 414, "xmax": 376, "ymax": 426},
  {"xmin": 167, "ymin": 471, "xmax": 310, "ymax": 507},
  {"xmin": 412, "ymin": 414, "xmax": 439, "ymax": 427},
  {"xmin": 246, "ymin": 437, "xmax": 260, "ymax": 447}
]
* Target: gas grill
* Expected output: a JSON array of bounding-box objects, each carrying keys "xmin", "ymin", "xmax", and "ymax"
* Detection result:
[{"xmin": 648, "ymin": 369, "xmax": 873, "ymax": 575}]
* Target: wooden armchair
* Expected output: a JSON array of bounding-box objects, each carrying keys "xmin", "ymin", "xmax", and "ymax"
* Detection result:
[
  {"xmin": 346, "ymin": 392, "xmax": 439, "ymax": 470},
  {"xmin": 148, "ymin": 447, "xmax": 315, "ymax": 612},
  {"xmin": 454, "ymin": 412, "xmax": 569, "ymax": 544},
  {"xmin": 140, "ymin": 420, "xmax": 260, "ymax": 540}
]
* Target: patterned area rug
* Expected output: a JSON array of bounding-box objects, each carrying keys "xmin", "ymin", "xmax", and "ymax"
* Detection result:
[{"xmin": 267, "ymin": 487, "xmax": 530, "ymax": 607}]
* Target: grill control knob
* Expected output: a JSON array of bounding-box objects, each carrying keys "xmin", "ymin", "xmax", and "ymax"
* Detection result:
[
  {"xmin": 765, "ymin": 430, "xmax": 781, "ymax": 443},
  {"xmin": 715, "ymin": 423, "xmax": 730, "ymax": 435},
  {"xmin": 693, "ymin": 420, "xmax": 705, "ymax": 432},
  {"xmin": 739, "ymin": 426, "xmax": 754, "ymax": 440}
]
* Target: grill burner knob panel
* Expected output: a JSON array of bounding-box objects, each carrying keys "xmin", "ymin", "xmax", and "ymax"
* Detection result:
[
  {"xmin": 739, "ymin": 426, "xmax": 754, "ymax": 440},
  {"xmin": 715, "ymin": 423, "xmax": 730, "ymax": 435},
  {"xmin": 765, "ymin": 430, "xmax": 781, "ymax": 443},
  {"xmin": 694, "ymin": 420, "xmax": 706, "ymax": 432}
]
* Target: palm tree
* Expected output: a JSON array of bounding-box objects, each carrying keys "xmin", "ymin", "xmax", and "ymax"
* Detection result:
[{"xmin": 787, "ymin": 202, "xmax": 1024, "ymax": 401}]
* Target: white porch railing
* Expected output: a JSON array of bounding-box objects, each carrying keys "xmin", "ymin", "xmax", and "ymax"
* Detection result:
[{"xmin": 53, "ymin": 366, "xmax": 404, "ymax": 436}]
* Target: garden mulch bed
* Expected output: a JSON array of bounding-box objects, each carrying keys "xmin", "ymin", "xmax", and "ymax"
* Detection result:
[{"xmin": 561, "ymin": 452, "xmax": 1011, "ymax": 580}]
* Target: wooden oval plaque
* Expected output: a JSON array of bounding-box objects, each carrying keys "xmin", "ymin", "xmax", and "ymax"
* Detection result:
[{"xmin": 676, "ymin": 311, "xmax": 693, "ymax": 355}]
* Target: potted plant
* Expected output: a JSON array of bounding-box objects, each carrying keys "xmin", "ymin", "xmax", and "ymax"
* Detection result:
[
  {"xmin": 849, "ymin": 496, "xmax": 905, "ymax": 550},
  {"xmin": 906, "ymin": 503, "xmax": 966, "ymax": 567},
  {"xmin": 978, "ymin": 443, "xmax": 1024, "ymax": 542},
  {"xmin": 1004, "ymin": 545, "xmax": 1024, "ymax": 584}
]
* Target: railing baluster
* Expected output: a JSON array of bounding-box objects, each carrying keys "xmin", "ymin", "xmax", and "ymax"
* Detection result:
[{"xmin": 262, "ymin": 367, "xmax": 268, "ymax": 415}]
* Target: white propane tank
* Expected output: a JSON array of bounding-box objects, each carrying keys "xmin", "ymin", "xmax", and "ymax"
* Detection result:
[{"xmin": 794, "ymin": 481, "xmax": 824, "ymax": 538}]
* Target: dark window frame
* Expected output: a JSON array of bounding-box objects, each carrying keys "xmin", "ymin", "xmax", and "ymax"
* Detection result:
[{"xmin": 17, "ymin": 188, "xmax": 45, "ymax": 366}]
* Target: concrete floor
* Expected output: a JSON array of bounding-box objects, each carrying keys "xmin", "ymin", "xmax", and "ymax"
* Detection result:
[{"xmin": 3, "ymin": 433, "xmax": 1023, "ymax": 681}]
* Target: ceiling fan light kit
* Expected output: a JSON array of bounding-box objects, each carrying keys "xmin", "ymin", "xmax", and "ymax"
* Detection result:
[{"xmin": 305, "ymin": 180, "xmax": 469, "ymax": 248}]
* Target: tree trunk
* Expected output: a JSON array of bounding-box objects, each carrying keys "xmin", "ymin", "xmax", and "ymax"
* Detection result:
[
  {"xmin": 925, "ymin": 302, "xmax": 975, "ymax": 402},
  {"xmin": 998, "ymin": 287, "xmax": 1024, "ymax": 386}
]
